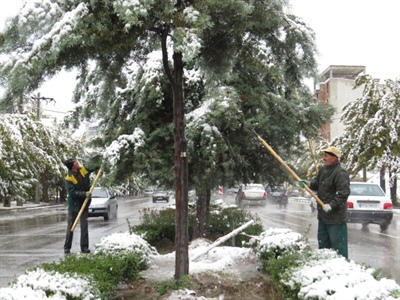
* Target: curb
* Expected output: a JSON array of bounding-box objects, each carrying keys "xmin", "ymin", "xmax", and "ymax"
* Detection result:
[
  {"xmin": 0, "ymin": 203, "xmax": 66, "ymax": 219},
  {"xmin": 0, "ymin": 196, "xmax": 150, "ymax": 220}
]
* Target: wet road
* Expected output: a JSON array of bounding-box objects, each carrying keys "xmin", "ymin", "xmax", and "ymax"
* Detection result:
[
  {"xmin": 0, "ymin": 196, "xmax": 157, "ymax": 288},
  {"xmin": 224, "ymin": 195, "xmax": 400, "ymax": 283},
  {"xmin": 0, "ymin": 195, "xmax": 399, "ymax": 287}
]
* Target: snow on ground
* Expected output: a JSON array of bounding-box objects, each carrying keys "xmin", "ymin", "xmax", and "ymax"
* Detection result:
[{"xmin": 0, "ymin": 207, "xmax": 399, "ymax": 299}]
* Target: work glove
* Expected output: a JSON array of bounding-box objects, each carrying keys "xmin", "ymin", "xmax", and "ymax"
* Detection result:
[
  {"xmin": 322, "ymin": 204, "xmax": 332, "ymax": 213},
  {"xmin": 298, "ymin": 180, "xmax": 310, "ymax": 188},
  {"xmin": 85, "ymin": 192, "xmax": 92, "ymax": 198}
]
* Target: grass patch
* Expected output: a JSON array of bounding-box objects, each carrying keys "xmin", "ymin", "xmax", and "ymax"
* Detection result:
[
  {"xmin": 38, "ymin": 252, "xmax": 147, "ymax": 299},
  {"xmin": 155, "ymin": 275, "xmax": 192, "ymax": 295}
]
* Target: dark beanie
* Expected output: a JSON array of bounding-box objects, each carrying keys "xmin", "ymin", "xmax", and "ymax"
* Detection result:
[{"xmin": 64, "ymin": 159, "xmax": 75, "ymax": 170}]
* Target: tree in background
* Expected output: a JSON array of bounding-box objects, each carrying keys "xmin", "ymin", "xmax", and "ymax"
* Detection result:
[
  {"xmin": 0, "ymin": 114, "xmax": 80, "ymax": 206},
  {"xmin": 334, "ymin": 75, "xmax": 400, "ymax": 200}
]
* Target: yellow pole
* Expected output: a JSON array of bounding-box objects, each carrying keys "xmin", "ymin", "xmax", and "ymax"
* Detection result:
[{"xmin": 254, "ymin": 132, "xmax": 324, "ymax": 207}]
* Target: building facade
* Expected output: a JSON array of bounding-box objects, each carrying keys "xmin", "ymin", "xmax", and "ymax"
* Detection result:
[{"xmin": 315, "ymin": 65, "xmax": 366, "ymax": 141}]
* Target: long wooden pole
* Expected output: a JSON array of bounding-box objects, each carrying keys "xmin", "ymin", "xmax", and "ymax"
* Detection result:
[
  {"xmin": 254, "ymin": 132, "xmax": 324, "ymax": 207},
  {"xmin": 70, "ymin": 168, "xmax": 102, "ymax": 232},
  {"xmin": 308, "ymin": 138, "xmax": 319, "ymax": 174}
]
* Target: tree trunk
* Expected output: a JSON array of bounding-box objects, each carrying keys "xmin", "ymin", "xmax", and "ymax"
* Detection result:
[
  {"xmin": 193, "ymin": 189, "xmax": 208, "ymax": 239},
  {"xmin": 41, "ymin": 173, "xmax": 49, "ymax": 203},
  {"xmin": 362, "ymin": 166, "xmax": 367, "ymax": 182},
  {"xmin": 160, "ymin": 22, "xmax": 189, "ymax": 280},
  {"xmin": 60, "ymin": 185, "xmax": 67, "ymax": 202},
  {"xmin": 3, "ymin": 196, "xmax": 11, "ymax": 207},
  {"xmin": 380, "ymin": 166, "xmax": 386, "ymax": 192},
  {"xmin": 389, "ymin": 169, "xmax": 397, "ymax": 202},
  {"xmin": 172, "ymin": 52, "xmax": 189, "ymax": 279}
]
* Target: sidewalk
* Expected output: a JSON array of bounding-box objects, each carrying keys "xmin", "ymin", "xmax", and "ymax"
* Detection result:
[{"xmin": 0, "ymin": 201, "xmax": 66, "ymax": 219}]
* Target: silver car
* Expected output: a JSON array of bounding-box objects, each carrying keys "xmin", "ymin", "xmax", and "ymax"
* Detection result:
[
  {"xmin": 88, "ymin": 187, "xmax": 118, "ymax": 221},
  {"xmin": 144, "ymin": 188, "xmax": 154, "ymax": 196},
  {"xmin": 235, "ymin": 183, "xmax": 267, "ymax": 207},
  {"xmin": 152, "ymin": 189, "xmax": 169, "ymax": 203}
]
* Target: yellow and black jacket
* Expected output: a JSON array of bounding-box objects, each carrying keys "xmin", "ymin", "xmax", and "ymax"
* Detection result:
[{"xmin": 65, "ymin": 166, "xmax": 93, "ymax": 212}]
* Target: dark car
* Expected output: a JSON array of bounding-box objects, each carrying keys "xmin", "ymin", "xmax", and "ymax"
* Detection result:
[
  {"xmin": 152, "ymin": 189, "xmax": 169, "ymax": 203},
  {"xmin": 268, "ymin": 185, "xmax": 288, "ymax": 208},
  {"xmin": 235, "ymin": 183, "xmax": 267, "ymax": 207},
  {"xmin": 88, "ymin": 187, "xmax": 118, "ymax": 221}
]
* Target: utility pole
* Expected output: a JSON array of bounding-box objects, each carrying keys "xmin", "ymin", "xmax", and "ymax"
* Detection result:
[
  {"xmin": 31, "ymin": 93, "xmax": 55, "ymax": 120},
  {"xmin": 30, "ymin": 93, "xmax": 55, "ymax": 204}
]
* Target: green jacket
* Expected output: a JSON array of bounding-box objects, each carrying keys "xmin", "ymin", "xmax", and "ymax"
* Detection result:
[
  {"xmin": 309, "ymin": 162, "xmax": 350, "ymax": 224},
  {"xmin": 65, "ymin": 166, "xmax": 94, "ymax": 212}
]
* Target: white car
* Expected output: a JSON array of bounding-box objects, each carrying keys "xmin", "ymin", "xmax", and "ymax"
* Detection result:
[
  {"xmin": 310, "ymin": 182, "xmax": 393, "ymax": 231},
  {"xmin": 88, "ymin": 187, "xmax": 118, "ymax": 221},
  {"xmin": 347, "ymin": 182, "xmax": 393, "ymax": 231},
  {"xmin": 144, "ymin": 188, "xmax": 154, "ymax": 196},
  {"xmin": 235, "ymin": 183, "xmax": 267, "ymax": 207}
]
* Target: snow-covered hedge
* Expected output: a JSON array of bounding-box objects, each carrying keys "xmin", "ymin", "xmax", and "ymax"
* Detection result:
[
  {"xmin": 0, "ymin": 232, "xmax": 155, "ymax": 300},
  {"xmin": 253, "ymin": 228, "xmax": 400, "ymax": 300}
]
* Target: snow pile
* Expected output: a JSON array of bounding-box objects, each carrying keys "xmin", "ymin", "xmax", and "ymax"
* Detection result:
[
  {"xmin": 254, "ymin": 227, "xmax": 308, "ymax": 254},
  {"xmin": 3, "ymin": 269, "xmax": 95, "ymax": 300},
  {"xmin": 94, "ymin": 231, "xmax": 158, "ymax": 259},
  {"xmin": 286, "ymin": 249, "xmax": 400, "ymax": 300},
  {"xmin": 188, "ymin": 239, "xmax": 256, "ymax": 274}
]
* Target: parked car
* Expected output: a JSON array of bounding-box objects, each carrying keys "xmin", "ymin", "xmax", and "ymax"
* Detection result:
[
  {"xmin": 290, "ymin": 189, "xmax": 300, "ymax": 197},
  {"xmin": 268, "ymin": 185, "xmax": 288, "ymax": 208},
  {"xmin": 235, "ymin": 183, "xmax": 267, "ymax": 207},
  {"xmin": 152, "ymin": 189, "xmax": 169, "ymax": 203},
  {"xmin": 144, "ymin": 188, "xmax": 154, "ymax": 196},
  {"xmin": 310, "ymin": 182, "xmax": 393, "ymax": 231},
  {"xmin": 88, "ymin": 187, "xmax": 118, "ymax": 221},
  {"xmin": 347, "ymin": 182, "xmax": 393, "ymax": 231}
]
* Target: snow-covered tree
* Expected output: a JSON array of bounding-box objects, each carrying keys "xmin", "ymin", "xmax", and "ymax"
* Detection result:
[
  {"xmin": 0, "ymin": 0, "xmax": 334, "ymax": 276},
  {"xmin": 0, "ymin": 114, "xmax": 80, "ymax": 206},
  {"xmin": 333, "ymin": 75, "xmax": 400, "ymax": 199}
]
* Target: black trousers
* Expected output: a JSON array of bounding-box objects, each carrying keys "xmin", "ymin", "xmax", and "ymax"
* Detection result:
[{"xmin": 64, "ymin": 209, "xmax": 89, "ymax": 252}]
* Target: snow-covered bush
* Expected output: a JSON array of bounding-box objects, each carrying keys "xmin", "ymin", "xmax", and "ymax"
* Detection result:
[
  {"xmin": 0, "ymin": 232, "xmax": 154, "ymax": 300},
  {"xmin": 285, "ymin": 248, "xmax": 400, "ymax": 300},
  {"xmin": 94, "ymin": 231, "xmax": 158, "ymax": 260},
  {"xmin": 8, "ymin": 269, "xmax": 97, "ymax": 300},
  {"xmin": 252, "ymin": 228, "xmax": 400, "ymax": 299}
]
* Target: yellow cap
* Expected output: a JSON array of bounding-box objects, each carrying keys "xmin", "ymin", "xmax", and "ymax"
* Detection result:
[{"xmin": 322, "ymin": 146, "xmax": 341, "ymax": 158}]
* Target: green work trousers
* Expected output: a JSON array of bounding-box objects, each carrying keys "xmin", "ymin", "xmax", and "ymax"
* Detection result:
[{"xmin": 317, "ymin": 220, "xmax": 348, "ymax": 259}]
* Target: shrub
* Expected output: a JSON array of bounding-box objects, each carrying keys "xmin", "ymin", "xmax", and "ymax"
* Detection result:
[
  {"xmin": 130, "ymin": 207, "xmax": 181, "ymax": 244},
  {"xmin": 206, "ymin": 205, "xmax": 263, "ymax": 246},
  {"xmin": 129, "ymin": 201, "xmax": 263, "ymax": 248},
  {"xmin": 38, "ymin": 251, "xmax": 147, "ymax": 299}
]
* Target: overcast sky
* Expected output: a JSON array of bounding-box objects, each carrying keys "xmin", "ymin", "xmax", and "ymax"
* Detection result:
[
  {"xmin": 1, "ymin": 0, "xmax": 399, "ymax": 118},
  {"xmin": 289, "ymin": 0, "xmax": 400, "ymax": 81}
]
